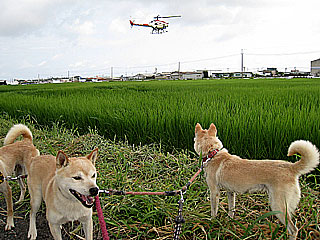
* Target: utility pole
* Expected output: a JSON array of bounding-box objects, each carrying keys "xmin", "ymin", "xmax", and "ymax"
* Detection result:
[
  {"xmin": 111, "ymin": 67, "xmax": 113, "ymax": 79},
  {"xmin": 241, "ymin": 49, "xmax": 244, "ymax": 77}
]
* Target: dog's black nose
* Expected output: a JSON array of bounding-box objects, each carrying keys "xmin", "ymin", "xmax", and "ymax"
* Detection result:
[{"xmin": 89, "ymin": 187, "xmax": 99, "ymax": 196}]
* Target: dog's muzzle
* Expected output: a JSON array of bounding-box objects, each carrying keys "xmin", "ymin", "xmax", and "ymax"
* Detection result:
[
  {"xmin": 69, "ymin": 187, "xmax": 99, "ymax": 208},
  {"xmin": 89, "ymin": 187, "xmax": 99, "ymax": 196}
]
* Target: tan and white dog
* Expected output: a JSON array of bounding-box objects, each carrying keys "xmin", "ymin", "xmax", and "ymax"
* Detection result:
[
  {"xmin": 26, "ymin": 149, "xmax": 99, "ymax": 240},
  {"xmin": 0, "ymin": 124, "xmax": 39, "ymax": 230},
  {"xmin": 194, "ymin": 123, "xmax": 319, "ymax": 240}
]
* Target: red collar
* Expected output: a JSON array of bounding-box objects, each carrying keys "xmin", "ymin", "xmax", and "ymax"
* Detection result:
[{"xmin": 202, "ymin": 149, "xmax": 220, "ymax": 164}]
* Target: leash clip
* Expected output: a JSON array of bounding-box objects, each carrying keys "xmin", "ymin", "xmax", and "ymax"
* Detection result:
[
  {"xmin": 6, "ymin": 176, "xmax": 18, "ymax": 181},
  {"xmin": 202, "ymin": 157, "xmax": 211, "ymax": 166},
  {"xmin": 179, "ymin": 190, "xmax": 185, "ymax": 203},
  {"xmin": 99, "ymin": 189, "xmax": 111, "ymax": 195}
]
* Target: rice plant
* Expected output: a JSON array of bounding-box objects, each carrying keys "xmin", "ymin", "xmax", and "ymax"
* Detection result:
[{"xmin": 0, "ymin": 78, "xmax": 319, "ymax": 160}]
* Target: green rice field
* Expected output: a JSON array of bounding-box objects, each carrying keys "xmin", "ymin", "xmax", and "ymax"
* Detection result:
[
  {"xmin": 0, "ymin": 78, "xmax": 319, "ymax": 239},
  {"xmin": 1, "ymin": 78, "xmax": 319, "ymax": 160}
]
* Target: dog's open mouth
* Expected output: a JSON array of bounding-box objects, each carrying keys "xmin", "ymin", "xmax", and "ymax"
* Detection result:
[{"xmin": 69, "ymin": 189, "xmax": 95, "ymax": 208}]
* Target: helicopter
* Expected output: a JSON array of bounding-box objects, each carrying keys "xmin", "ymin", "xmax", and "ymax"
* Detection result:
[{"xmin": 129, "ymin": 15, "xmax": 181, "ymax": 34}]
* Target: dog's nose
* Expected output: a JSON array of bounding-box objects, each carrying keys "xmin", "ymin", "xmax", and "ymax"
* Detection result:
[{"xmin": 89, "ymin": 187, "xmax": 99, "ymax": 196}]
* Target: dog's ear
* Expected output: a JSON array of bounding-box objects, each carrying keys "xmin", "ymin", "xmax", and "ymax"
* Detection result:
[
  {"xmin": 208, "ymin": 123, "xmax": 217, "ymax": 136},
  {"xmin": 56, "ymin": 150, "xmax": 69, "ymax": 168},
  {"xmin": 86, "ymin": 148, "xmax": 98, "ymax": 165},
  {"xmin": 195, "ymin": 123, "xmax": 202, "ymax": 135}
]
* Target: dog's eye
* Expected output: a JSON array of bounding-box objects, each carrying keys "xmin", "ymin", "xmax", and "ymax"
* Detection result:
[
  {"xmin": 72, "ymin": 176, "xmax": 82, "ymax": 180},
  {"xmin": 92, "ymin": 173, "xmax": 96, "ymax": 178}
]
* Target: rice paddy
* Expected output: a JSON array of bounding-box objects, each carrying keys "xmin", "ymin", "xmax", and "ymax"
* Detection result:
[{"xmin": 0, "ymin": 78, "xmax": 319, "ymax": 160}]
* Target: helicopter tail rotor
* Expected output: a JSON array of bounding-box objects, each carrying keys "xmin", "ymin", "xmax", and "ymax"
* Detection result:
[{"xmin": 129, "ymin": 20, "xmax": 134, "ymax": 28}]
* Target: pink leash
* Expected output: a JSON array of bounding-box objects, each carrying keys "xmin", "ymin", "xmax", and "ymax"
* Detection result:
[{"xmin": 95, "ymin": 195, "xmax": 110, "ymax": 240}]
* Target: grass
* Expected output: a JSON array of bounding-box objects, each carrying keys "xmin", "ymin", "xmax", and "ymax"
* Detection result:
[
  {"xmin": 0, "ymin": 78, "xmax": 319, "ymax": 161},
  {"xmin": 0, "ymin": 116, "xmax": 319, "ymax": 239}
]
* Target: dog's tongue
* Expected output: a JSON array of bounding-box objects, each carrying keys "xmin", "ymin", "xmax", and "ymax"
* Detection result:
[{"xmin": 81, "ymin": 195, "xmax": 94, "ymax": 204}]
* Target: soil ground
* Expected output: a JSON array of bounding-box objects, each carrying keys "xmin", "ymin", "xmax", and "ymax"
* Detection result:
[
  {"xmin": 0, "ymin": 207, "xmax": 53, "ymax": 239},
  {"xmin": 0, "ymin": 196, "xmax": 103, "ymax": 240}
]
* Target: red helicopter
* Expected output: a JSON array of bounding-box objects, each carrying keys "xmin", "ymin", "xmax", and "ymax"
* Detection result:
[{"xmin": 129, "ymin": 15, "xmax": 181, "ymax": 34}]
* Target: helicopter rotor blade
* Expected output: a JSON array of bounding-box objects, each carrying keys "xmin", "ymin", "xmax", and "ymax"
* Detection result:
[{"xmin": 155, "ymin": 15, "xmax": 181, "ymax": 19}]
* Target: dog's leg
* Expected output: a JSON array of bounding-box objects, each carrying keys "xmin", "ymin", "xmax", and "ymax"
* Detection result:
[
  {"xmin": 48, "ymin": 222, "xmax": 62, "ymax": 240},
  {"xmin": 28, "ymin": 185, "xmax": 42, "ymax": 240},
  {"xmin": 16, "ymin": 178, "xmax": 26, "ymax": 204},
  {"xmin": 0, "ymin": 182, "xmax": 14, "ymax": 230},
  {"xmin": 277, "ymin": 210, "xmax": 297, "ymax": 240},
  {"xmin": 81, "ymin": 216, "xmax": 93, "ymax": 240},
  {"xmin": 269, "ymin": 192, "xmax": 298, "ymax": 240},
  {"xmin": 209, "ymin": 185, "xmax": 220, "ymax": 218},
  {"xmin": 15, "ymin": 165, "xmax": 26, "ymax": 204},
  {"xmin": 227, "ymin": 191, "xmax": 236, "ymax": 218}
]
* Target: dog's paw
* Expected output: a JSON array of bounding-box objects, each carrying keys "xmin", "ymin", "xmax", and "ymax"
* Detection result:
[
  {"xmin": 5, "ymin": 221, "xmax": 14, "ymax": 231},
  {"xmin": 228, "ymin": 209, "xmax": 236, "ymax": 218},
  {"xmin": 210, "ymin": 214, "xmax": 217, "ymax": 219},
  {"xmin": 211, "ymin": 210, "xmax": 218, "ymax": 218},
  {"xmin": 210, "ymin": 216, "xmax": 217, "ymax": 221},
  {"xmin": 28, "ymin": 228, "xmax": 37, "ymax": 240},
  {"xmin": 15, "ymin": 195, "xmax": 26, "ymax": 204},
  {"xmin": 228, "ymin": 212, "xmax": 235, "ymax": 218},
  {"xmin": 15, "ymin": 198, "xmax": 24, "ymax": 204}
]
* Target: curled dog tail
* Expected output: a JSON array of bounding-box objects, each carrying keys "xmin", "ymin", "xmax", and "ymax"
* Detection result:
[
  {"xmin": 4, "ymin": 124, "xmax": 33, "ymax": 145},
  {"xmin": 288, "ymin": 140, "xmax": 319, "ymax": 176}
]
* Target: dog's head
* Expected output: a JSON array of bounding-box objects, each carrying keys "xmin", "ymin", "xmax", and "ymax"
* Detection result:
[
  {"xmin": 55, "ymin": 148, "xmax": 99, "ymax": 208},
  {"xmin": 194, "ymin": 123, "xmax": 223, "ymax": 156}
]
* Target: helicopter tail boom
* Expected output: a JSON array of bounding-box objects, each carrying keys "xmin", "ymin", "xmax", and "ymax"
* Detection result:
[{"xmin": 129, "ymin": 20, "xmax": 153, "ymax": 28}]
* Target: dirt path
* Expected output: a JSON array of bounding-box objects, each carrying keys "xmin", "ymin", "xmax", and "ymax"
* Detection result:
[
  {"xmin": 0, "ymin": 198, "xmax": 103, "ymax": 240},
  {"xmin": 0, "ymin": 205, "xmax": 53, "ymax": 239}
]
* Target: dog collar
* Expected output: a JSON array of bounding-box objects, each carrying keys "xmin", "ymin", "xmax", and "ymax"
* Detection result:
[{"xmin": 202, "ymin": 149, "xmax": 220, "ymax": 165}]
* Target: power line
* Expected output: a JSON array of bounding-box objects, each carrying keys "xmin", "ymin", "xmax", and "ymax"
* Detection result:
[
  {"xmin": 179, "ymin": 54, "xmax": 239, "ymax": 64},
  {"xmin": 112, "ymin": 54, "xmax": 239, "ymax": 70},
  {"xmin": 247, "ymin": 50, "xmax": 320, "ymax": 56}
]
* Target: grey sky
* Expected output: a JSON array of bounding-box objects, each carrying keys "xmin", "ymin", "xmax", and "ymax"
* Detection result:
[{"xmin": 1, "ymin": 0, "xmax": 320, "ymax": 79}]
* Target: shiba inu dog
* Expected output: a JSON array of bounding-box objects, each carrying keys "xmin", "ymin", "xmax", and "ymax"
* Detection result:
[
  {"xmin": 26, "ymin": 149, "xmax": 99, "ymax": 240},
  {"xmin": 0, "ymin": 124, "xmax": 39, "ymax": 230},
  {"xmin": 194, "ymin": 123, "xmax": 319, "ymax": 240}
]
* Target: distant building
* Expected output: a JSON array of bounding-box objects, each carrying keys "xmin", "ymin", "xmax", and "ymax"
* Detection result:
[
  {"xmin": 52, "ymin": 79, "xmax": 62, "ymax": 84},
  {"xmin": 211, "ymin": 72, "xmax": 253, "ymax": 78},
  {"xmin": 7, "ymin": 80, "xmax": 19, "ymax": 85},
  {"xmin": 232, "ymin": 72, "xmax": 253, "ymax": 78},
  {"xmin": 170, "ymin": 71, "xmax": 182, "ymax": 79},
  {"xmin": 311, "ymin": 58, "xmax": 320, "ymax": 76},
  {"xmin": 211, "ymin": 72, "xmax": 231, "ymax": 78},
  {"xmin": 181, "ymin": 71, "xmax": 203, "ymax": 80},
  {"xmin": 261, "ymin": 68, "xmax": 278, "ymax": 77},
  {"xmin": 155, "ymin": 73, "xmax": 170, "ymax": 80},
  {"xmin": 169, "ymin": 71, "xmax": 203, "ymax": 80},
  {"xmin": 132, "ymin": 73, "xmax": 146, "ymax": 80},
  {"xmin": 288, "ymin": 69, "xmax": 310, "ymax": 77}
]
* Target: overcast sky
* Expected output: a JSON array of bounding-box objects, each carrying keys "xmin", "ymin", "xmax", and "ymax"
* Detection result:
[{"xmin": 1, "ymin": 0, "xmax": 320, "ymax": 80}]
